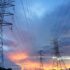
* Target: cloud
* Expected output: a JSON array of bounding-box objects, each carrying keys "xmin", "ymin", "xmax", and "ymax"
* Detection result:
[
  {"xmin": 7, "ymin": 51, "xmax": 28, "ymax": 62},
  {"xmin": 0, "ymin": 39, "xmax": 17, "ymax": 51},
  {"xmin": 4, "ymin": 56, "xmax": 21, "ymax": 70},
  {"xmin": 14, "ymin": 0, "xmax": 70, "ymax": 58},
  {"xmin": 3, "ymin": 0, "xmax": 70, "ymax": 70},
  {"xmin": 50, "ymin": 3, "xmax": 70, "ymax": 38}
]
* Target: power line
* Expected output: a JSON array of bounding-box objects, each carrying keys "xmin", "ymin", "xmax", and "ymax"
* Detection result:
[
  {"xmin": 19, "ymin": 0, "xmax": 29, "ymax": 25},
  {"xmin": 19, "ymin": 0, "xmax": 32, "ymax": 27}
]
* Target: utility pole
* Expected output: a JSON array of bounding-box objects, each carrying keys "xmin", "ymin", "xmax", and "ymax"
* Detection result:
[
  {"xmin": 52, "ymin": 39, "xmax": 67, "ymax": 70},
  {"xmin": 0, "ymin": 0, "xmax": 14, "ymax": 67}
]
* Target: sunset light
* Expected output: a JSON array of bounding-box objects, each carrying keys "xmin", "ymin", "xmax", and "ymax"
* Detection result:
[{"xmin": 0, "ymin": 0, "xmax": 70, "ymax": 70}]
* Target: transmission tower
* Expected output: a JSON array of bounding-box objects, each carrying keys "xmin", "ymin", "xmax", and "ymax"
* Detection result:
[
  {"xmin": 52, "ymin": 39, "xmax": 67, "ymax": 70},
  {"xmin": 38, "ymin": 50, "xmax": 44, "ymax": 70},
  {"xmin": 0, "ymin": 0, "xmax": 14, "ymax": 67}
]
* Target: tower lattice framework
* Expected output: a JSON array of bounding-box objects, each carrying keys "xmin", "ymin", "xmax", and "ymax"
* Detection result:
[
  {"xmin": 38, "ymin": 50, "xmax": 44, "ymax": 70},
  {"xmin": 0, "ymin": 0, "xmax": 14, "ymax": 67},
  {"xmin": 52, "ymin": 39, "xmax": 67, "ymax": 70}
]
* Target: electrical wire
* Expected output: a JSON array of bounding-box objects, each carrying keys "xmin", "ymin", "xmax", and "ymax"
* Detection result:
[
  {"xmin": 10, "ymin": 1, "xmax": 26, "ymax": 49},
  {"xmin": 19, "ymin": 0, "xmax": 32, "ymax": 28},
  {"xmin": 12, "ymin": 0, "xmax": 33, "ymax": 49},
  {"xmin": 19, "ymin": 0, "xmax": 29, "ymax": 24}
]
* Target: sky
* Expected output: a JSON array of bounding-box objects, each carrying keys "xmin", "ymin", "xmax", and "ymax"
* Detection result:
[{"xmin": 1, "ymin": 0, "xmax": 70, "ymax": 70}]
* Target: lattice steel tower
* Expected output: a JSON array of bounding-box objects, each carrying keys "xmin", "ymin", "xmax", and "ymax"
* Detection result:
[
  {"xmin": 38, "ymin": 50, "xmax": 44, "ymax": 70},
  {"xmin": 0, "ymin": 0, "xmax": 14, "ymax": 67},
  {"xmin": 52, "ymin": 39, "xmax": 67, "ymax": 70}
]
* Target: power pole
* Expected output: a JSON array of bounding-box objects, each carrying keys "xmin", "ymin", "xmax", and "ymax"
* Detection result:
[
  {"xmin": 0, "ymin": 0, "xmax": 14, "ymax": 67},
  {"xmin": 52, "ymin": 39, "xmax": 67, "ymax": 70}
]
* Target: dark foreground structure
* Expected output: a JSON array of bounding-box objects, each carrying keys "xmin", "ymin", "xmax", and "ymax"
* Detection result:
[{"xmin": 0, "ymin": 67, "xmax": 12, "ymax": 70}]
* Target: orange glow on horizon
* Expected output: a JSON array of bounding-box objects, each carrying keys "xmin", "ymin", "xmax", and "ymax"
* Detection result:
[
  {"xmin": 7, "ymin": 51, "xmax": 28, "ymax": 62},
  {"xmin": 6, "ymin": 52, "xmax": 70, "ymax": 70}
]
